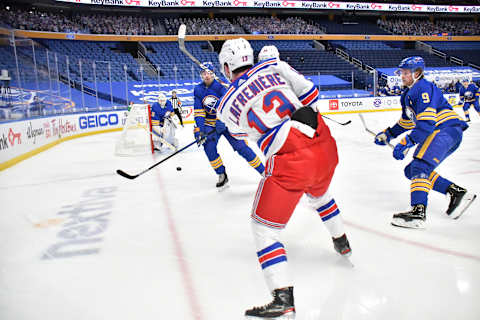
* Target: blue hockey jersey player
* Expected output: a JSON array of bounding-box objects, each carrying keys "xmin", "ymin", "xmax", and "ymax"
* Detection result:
[
  {"xmin": 151, "ymin": 93, "xmax": 174, "ymax": 127},
  {"xmin": 459, "ymin": 78, "xmax": 480, "ymax": 122},
  {"xmin": 193, "ymin": 62, "xmax": 264, "ymax": 188},
  {"xmin": 374, "ymin": 56, "xmax": 476, "ymax": 229},
  {"xmin": 151, "ymin": 93, "xmax": 177, "ymax": 151}
]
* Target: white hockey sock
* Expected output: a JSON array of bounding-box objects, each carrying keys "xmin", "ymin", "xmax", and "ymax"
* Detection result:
[
  {"xmin": 251, "ymin": 220, "xmax": 292, "ymax": 292},
  {"xmin": 307, "ymin": 192, "xmax": 345, "ymax": 239}
]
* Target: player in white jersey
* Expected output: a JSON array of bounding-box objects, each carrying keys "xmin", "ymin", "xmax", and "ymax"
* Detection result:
[
  {"xmin": 217, "ymin": 38, "xmax": 352, "ymax": 319},
  {"xmin": 258, "ymin": 45, "xmax": 280, "ymax": 62}
]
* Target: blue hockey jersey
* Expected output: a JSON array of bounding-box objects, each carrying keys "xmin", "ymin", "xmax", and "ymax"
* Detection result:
[
  {"xmin": 459, "ymin": 83, "xmax": 479, "ymax": 103},
  {"xmin": 389, "ymin": 78, "xmax": 468, "ymax": 144},
  {"xmin": 194, "ymin": 79, "xmax": 227, "ymax": 131},
  {"xmin": 151, "ymin": 100, "xmax": 173, "ymax": 126}
]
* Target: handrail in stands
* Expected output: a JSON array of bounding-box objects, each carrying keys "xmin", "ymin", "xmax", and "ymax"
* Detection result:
[
  {"xmin": 450, "ymin": 56, "xmax": 464, "ymax": 66},
  {"xmin": 4, "ymin": 28, "xmax": 480, "ymax": 42}
]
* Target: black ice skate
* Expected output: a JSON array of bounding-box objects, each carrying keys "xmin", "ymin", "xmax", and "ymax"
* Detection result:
[
  {"xmin": 245, "ymin": 287, "xmax": 295, "ymax": 319},
  {"xmin": 333, "ymin": 234, "xmax": 352, "ymax": 257},
  {"xmin": 216, "ymin": 172, "xmax": 229, "ymax": 188},
  {"xmin": 391, "ymin": 204, "xmax": 426, "ymax": 229},
  {"xmin": 446, "ymin": 184, "xmax": 477, "ymax": 219}
]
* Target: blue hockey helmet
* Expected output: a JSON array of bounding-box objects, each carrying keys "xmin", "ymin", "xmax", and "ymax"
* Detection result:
[
  {"xmin": 395, "ymin": 56, "xmax": 425, "ymax": 76},
  {"xmin": 200, "ymin": 62, "xmax": 215, "ymax": 75},
  {"xmin": 461, "ymin": 77, "xmax": 470, "ymax": 84}
]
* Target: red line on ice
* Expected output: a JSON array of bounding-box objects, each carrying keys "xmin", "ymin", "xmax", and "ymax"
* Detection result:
[
  {"xmin": 345, "ymin": 220, "xmax": 480, "ymax": 262},
  {"xmin": 156, "ymin": 170, "xmax": 204, "ymax": 320}
]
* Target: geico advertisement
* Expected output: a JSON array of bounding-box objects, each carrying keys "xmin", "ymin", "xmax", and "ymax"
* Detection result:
[
  {"xmin": 318, "ymin": 93, "xmax": 460, "ymax": 113},
  {"xmin": 0, "ymin": 111, "xmax": 125, "ymax": 166}
]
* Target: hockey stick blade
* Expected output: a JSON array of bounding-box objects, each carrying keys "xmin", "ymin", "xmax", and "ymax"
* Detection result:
[
  {"xmin": 116, "ymin": 169, "xmax": 139, "ymax": 180},
  {"xmin": 178, "ymin": 24, "xmax": 186, "ymax": 39},
  {"xmin": 178, "ymin": 25, "xmax": 202, "ymax": 66}
]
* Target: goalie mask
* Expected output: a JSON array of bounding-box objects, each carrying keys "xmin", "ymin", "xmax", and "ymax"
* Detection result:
[{"xmin": 158, "ymin": 93, "xmax": 167, "ymax": 107}]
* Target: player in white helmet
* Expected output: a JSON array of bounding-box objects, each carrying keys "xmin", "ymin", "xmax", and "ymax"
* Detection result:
[
  {"xmin": 218, "ymin": 38, "xmax": 352, "ymax": 319},
  {"xmin": 258, "ymin": 45, "xmax": 280, "ymax": 62}
]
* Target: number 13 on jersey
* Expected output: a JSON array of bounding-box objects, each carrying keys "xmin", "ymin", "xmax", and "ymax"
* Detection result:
[{"xmin": 247, "ymin": 90, "xmax": 296, "ymax": 135}]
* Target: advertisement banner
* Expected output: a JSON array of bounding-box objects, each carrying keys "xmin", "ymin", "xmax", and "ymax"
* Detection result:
[
  {"xmin": 379, "ymin": 67, "xmax": 479, "ymax": 89},
  {"xmin": 55, "ymin": 0, "xmax": 480, "ymax": 13},
  {"xmin": 0, "ymin": 110, "xmax": 128, "ymax": 169},
  {"xmin": 317, "ymin": 93, "xmax": 460, "ymax": 114}
]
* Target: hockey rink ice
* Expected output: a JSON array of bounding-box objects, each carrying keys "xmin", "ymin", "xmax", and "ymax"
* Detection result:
[{"xmin": 1, "ymin": 111, "xmax": 479, "ymax": 320}]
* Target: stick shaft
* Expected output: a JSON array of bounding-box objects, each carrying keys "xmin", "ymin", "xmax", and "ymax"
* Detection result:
[
  {"xmin": 321, "ymin": 114, "xmax": 351, "ymax": 126},
  {"xmin": 177, "ymin": 25, "xmax": 229, "ymax": 88},
  {"xmin": 358, "ymin": 114, "xmax": 395, "ymax": 149},
  {"xmin": 117, "ymin": 130, "xmax": 215, "ymax": 180}
]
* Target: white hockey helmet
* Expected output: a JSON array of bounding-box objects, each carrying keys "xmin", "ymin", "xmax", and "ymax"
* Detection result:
[
  {"xmin": 258, "ymin": 45, "xmax": 280, "ymax": 62},
  {"xmin": 158, "ymin": 93, "xmax": 167, "ymax": 107},
  {"xmin": 219, "ymin": 38, "xmax": 254, "ymax": 81}
]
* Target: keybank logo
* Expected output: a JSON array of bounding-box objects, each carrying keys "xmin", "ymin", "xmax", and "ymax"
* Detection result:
[{"xmin": 79, "ymin": 114, "xmax": 119, "ymax": 129}]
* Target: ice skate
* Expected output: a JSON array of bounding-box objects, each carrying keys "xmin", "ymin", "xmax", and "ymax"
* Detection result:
[
  {"xmin": 391, "ymin": 204, "xmax": 426, "ymax": 229},
  {"xmin": 245, "ymin": 287, "xmax": 295, "ymax": 319},
  {"xmin": 446, "ymin": 184, "xmax": 477, "ymax": 219},
  {"xmin": 333, "ymin": 233, "xmax": 352, "ymax": 257},
  {"xmin": 216, "ymin": 172, "xmax": 229, "ymax": 189}
]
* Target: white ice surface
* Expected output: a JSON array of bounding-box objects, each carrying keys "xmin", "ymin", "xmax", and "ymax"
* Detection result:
[{"xmin": 1, "ymin": 111, "xmax": 479, "ymax": 320}]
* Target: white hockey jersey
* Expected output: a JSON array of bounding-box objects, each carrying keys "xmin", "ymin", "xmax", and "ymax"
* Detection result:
[{"xmin": 217, "ymin": 58, "xmax": 319, "ymax": 158}]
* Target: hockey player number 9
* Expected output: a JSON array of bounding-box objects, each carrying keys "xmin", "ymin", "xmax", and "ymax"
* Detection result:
[
  {"xmin": 422, "ymin": 92, "xmax": 430, "ymax": 103},
  {"xmin": 247, "ymin": 90, "xmax": 296, "ymax": 135}
]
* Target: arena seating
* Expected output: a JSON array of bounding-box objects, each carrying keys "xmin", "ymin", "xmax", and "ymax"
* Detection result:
[
  {"xmin": 317, "ymin": 20, "xmax": 386, "ymax": 35},
  {"xmin": 330, "ymin": 40, "xmax": 400, "ymax": 51},
  {"xmin": 144, "ymin": 41, "xmax": 219, "ymax": 79},
  {"xmin": 425, "ymin": 41, "xmax": 480, "ymax": 66}
]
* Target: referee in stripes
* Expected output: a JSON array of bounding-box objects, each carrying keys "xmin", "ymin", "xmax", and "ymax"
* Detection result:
[{"xmin": 170, "ymin": 90, "xmax": 184, "ymax": 127}]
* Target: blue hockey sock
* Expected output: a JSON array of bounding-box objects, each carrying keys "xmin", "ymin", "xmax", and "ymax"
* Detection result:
[{"xmin": 429, "ymin": 171, "xmax": 452, "ymax": 195}]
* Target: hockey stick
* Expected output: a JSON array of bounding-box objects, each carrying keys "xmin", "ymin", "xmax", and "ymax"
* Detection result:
[
  {"xmin": 321, "ymin": 114, "xmax": 352, "ymax": 126},
  {"xmin": 133, "ymin": 121, "xmax": 176, "ymax": 151},
  {"xmin": 151, "ymin": 127, "xmax": 177, "ymax": 151},
  {"xmin": 358, "ymin": 114, "xmax": 395, "ymax": 149},
  {"xmin": 116, "ymin": 130, "xmax": 215, "ymax": 180},
  {"xmin": 177, "ymin": 24, "xmax": 230, "ymax": 88}
]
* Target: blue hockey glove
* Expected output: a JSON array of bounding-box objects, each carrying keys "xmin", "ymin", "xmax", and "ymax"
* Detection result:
[
  {"xmin": 393, "ymin": 135, "xmax": 415, "ymax": 160},
  {"xmin": 215, "ymin": 119, "xmax": 226, "ymax": 134},
  {"xmin": 375, "ymin": 127, "xmax": 394, "ymax": 146},
  {"xmin": 194, "ymin": 127, "xmax": 207, "ymax": 147}
]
